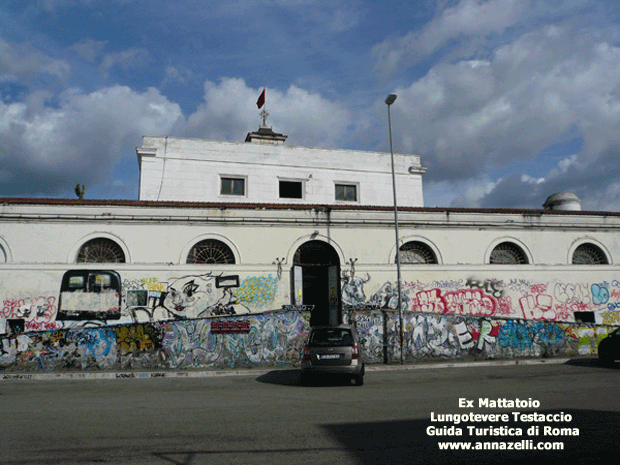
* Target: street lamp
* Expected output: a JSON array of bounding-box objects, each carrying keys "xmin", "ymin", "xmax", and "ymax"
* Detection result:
[{"xmin": 385, "ymin": 93, "xmax": 404, "ymax": 365}]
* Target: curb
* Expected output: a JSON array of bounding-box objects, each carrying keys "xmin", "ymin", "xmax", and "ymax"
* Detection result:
[{"xmin": 0, "ymin": 358, "xmax": 573, "ymax": 382}]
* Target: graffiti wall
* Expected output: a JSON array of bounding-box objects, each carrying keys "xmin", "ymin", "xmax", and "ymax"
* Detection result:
[
  {"xmin": 2, "ymin": 267, "xmax": 620, "ymax": 340},
  {"xmin": 1, "ymin": 269, "xmax": 284, "ymax": 335},
  {"xmin": 340, "ymin": 271, "xmax": 620, "ymax": 325},
  {"xmin": 0, "ymin": 310, "xmax": 310, "ymax": 371},
  {"xmin": 0, "ymin": 308, "xmax": 614, "ymax": 372},
  {"xmin": 348, "ymin": 310, "xmax": 614, "ymax": 364}
]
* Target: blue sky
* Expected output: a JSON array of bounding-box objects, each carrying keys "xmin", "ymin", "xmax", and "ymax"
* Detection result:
[{"xmin": 1, "ymin": 0, "xmax": 620, "ymax": 210}]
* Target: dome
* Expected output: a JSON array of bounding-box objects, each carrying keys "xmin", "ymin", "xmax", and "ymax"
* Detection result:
[{"xmin": 543, "ymin": 192, "xmax": 581, "ymax": 211}]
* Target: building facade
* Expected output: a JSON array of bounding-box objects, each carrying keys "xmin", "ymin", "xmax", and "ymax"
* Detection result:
[
  {"xmin": 136, "ymin": 129, "xmax": 426, "ymax": 208},
  {"xmin": 1, "ymin": 197, "xmax": 619, "ymax": 333},
  {"xmin": 0, "ymin": 129, "xmax": 618, "ymax": 370}
]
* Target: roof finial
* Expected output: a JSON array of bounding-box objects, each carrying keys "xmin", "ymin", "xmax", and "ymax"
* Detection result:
[{"xmin": 260, "ymin": 107, "xmax": 270, "ymax": 128}]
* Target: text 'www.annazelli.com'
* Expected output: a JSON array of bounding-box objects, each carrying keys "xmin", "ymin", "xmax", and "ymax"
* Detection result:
[{"xmin": 437, "ymin": 440, "xmax": 564, "ymax": 451}]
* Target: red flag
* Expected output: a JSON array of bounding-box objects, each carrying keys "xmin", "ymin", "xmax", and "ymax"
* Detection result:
[{"xmin": 256, "ymin": 88, "xmax": 265, "ymax": 109}]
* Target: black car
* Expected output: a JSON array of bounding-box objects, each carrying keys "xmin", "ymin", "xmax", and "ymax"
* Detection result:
[{"xmin": 598, "ymin": 328, "xmax": 620, "ymax": 365}]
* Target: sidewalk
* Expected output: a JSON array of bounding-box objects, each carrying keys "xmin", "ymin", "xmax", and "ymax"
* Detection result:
[{"xmin": 0, "ymin": 357, "xmax": 580, "ymax": 381}]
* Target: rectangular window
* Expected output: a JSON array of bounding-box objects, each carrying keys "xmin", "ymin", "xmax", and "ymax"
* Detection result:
[
  {"xmin": 335, "ymin": 183, "xmax": 357, "ymax": 202},
  {"xmin": 220, "ymin": 177, "xmax": 245, "ymax": 196},
  {"xmin": 279, "ymin": 180, "xmax": 303, "ymax": 199}
]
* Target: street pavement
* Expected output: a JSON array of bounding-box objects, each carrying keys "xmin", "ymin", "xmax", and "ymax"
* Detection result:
[{"xmin": 1, "ymin": 357, "xmax": 618, "ymax": 464}]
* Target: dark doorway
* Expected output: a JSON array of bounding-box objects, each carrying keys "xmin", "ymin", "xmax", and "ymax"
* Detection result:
[{"xmin": 292, "ymin": 240, "xmax": 341, "ymax": 327}]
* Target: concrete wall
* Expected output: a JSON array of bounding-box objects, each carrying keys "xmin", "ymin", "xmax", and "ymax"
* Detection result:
[
  {"xmin": 2, "ymin": 266, "xmax": 620, "ymax": 336},
  {"xmin": 137, "ymin": 136, "xmax": 426, "ymax": 207},
  {"xmin": 0, "ymin": 309, "xmax": 613, "ymax": 372}
]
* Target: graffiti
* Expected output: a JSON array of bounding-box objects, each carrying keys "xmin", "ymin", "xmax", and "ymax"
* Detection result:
[
  {"xmin": 469, "ymin": 319, "xmax": 500, "ymax": 352},
  {"xmin": 520, "ymin": 294, "xmax": 554, "ymax": 320},
  {"xmin": 466, "ymin": 278, "xmax": 504, "ymax": 299},
  {"xmin": 554, "ymin": 283, "xmax": 591, "ymax": 306},
  {"xmin": 341, "ymin": 271, "xmax": 371, "ymax": 306},
  {"xmin": 116, "ymin": 324, "xmax": 161, "ymax": 355},
  {"xmin": 161, "ymin": 311, "xmax": 309, "ymax": 368},
  {"xmin": 600, "ymin": 310, "xmax": 620, "ymax": 325},
  {"xmin": 2, "ymin": 296, "xmax": 60, "ymax": 331},
  {"xmin": 281, "ymin": 304, "xmax": 314, "ymax": 311},
  {"xmin": 408, "ymin": 314, "xmax": 458, "ymax": 357},
  {"xmin": 430, "ymin": 280, "xmax": 464, "ymax": 291},
  {"xmin": 0, "ymin": 308, "xmax": 616, "ymax": 371},
  {"xmin": 71, "ymin": 329, "xmax": 116, "ymax": 358},
  {"xmin": 444, "ymin": 289, "xmax": 497, "ymax": 316},
  {"xmin": 410, "ymin": 288, "xmax": 497, "ymax": 317},
  {"xmin": 140, "ymin": 278, "xmax": 166, "ymax": 292},
  {"xmin": 454, "ymin": 321, "xmax": 474, "ymax": 349},
  {"xmin": 123, "ymin": 273, "xmax": 243, "ymax": 321},
  {"xmin": 341, "ymin": 275, "xmax": 617, "ymax": 323},
  {"xmin": 234, "ymin": 275, "xmax": 278, "ymax": 309},
  {"xmin": 370, "ymin": 282, "xmax": 410, "ymax": 310},
  {"xmin": 498, "ymin": 320, "xmax": 533, "ymax": 351},
  {"xmin": 591, "ymin": 283, "xmax": 610, "ymax": 305},
  {"xmin": 2, "ymin": 267, "xmax": 620, "ymax": 345}
]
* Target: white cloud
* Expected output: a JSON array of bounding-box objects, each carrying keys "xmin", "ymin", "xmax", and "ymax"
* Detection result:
[
  {"xmin": 184, "ymin": 78, "xmax": 353, "ymax": 148},
  {"xmin": 70, "ymin": 39, "xmax": 108, "ymax": 62},
  {"xmin": 99, "ymin": 48, "xmax": 151, "ymax": 78},
  {"xmin": 0, "ymin": 39, "xmax": 70, "ymax": 83},
  {"xmin": 387, "ymin": 19, "xmax": 620, "ymax": 209},
  {"xmin": 0, "ymin": 85, "xmax": 183, "ymax": 196},
  {"xmin": 372, "ymin": 0, "xmax": 531, "ymax": 75}
]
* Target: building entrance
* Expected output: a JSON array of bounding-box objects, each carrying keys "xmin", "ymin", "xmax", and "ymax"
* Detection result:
[{"xmin": 292, "ymin": 240, "xmax": 341, "ymax": 327}]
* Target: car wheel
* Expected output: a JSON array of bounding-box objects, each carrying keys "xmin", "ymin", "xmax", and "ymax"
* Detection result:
[{"xmin": 354, "ymin": 374, "xmax": 364, "ymax": 386}]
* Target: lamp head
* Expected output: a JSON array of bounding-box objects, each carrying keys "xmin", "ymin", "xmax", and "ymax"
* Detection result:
[{"xmin": 385, "ymin": 94, "xmax": 397, "ymax": 105}]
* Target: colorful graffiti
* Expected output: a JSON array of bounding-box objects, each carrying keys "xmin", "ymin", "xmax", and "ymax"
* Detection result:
[
  {"xmin": 341, "ymin": 274, "xmax": 620, "ymax": 323},
  {"xmin": 1, "ymin": 308, "xmax": 616, "ymax": 371},
  {"xmin": 351, "ymin": 310, "xmax": 615, "ymax": 364},
  {"xmin": 234, "ymin": 275, "xmax": 278, "ymax": 309},
  {"xmin": 0, "ymin": 310, "xmax": 309, "ymax": 370},
  {"xmin": 2, "ymin": 269, "xmax": 620, "ymax": 343},
  {"xmin": 123, "ymin": 273, "xmax": 277, "ymax": 322}
]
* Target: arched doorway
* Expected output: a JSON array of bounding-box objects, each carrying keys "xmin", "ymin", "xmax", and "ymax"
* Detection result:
[{"xmin": 292, "ymin": 240, "xmax": 341, "ymax": 327}]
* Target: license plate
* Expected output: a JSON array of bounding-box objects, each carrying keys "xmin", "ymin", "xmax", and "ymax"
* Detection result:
[{"xmin": 320, "ymin": 354, "xmax": 341, "ymax": 360}]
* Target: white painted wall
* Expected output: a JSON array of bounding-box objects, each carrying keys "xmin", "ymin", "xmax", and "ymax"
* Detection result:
[{"xmin": 136, "ymin": 136, "xmax": 426, "ymax": 207}]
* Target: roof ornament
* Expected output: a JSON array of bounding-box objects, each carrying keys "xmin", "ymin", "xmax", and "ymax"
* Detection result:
[
  {"xmin": 246, "ymin": 87, "xmax": 288, "ymax": 144},
  {"xmin": 260, "ymin": 107, "xmax": 270, "ymax": 128}
]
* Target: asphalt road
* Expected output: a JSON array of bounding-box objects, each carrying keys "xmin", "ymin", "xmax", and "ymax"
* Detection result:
[{"xmin": 1, "ymin": 359, "xmax": 619, "ymax": 465}]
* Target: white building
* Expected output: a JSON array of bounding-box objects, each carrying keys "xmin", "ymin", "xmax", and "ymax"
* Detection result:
[
  {"xmin": 0, "ymin": 127, "xmax": 619, "ymax": 335},
  {"xmin": 136, "ymin": 127, "xmax": 426, "ymax": 207}
]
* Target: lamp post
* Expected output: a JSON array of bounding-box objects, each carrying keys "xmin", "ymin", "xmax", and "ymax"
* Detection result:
[{"xmin": 385, "ymin": 93, "xmax": 404, "ymax": 365}]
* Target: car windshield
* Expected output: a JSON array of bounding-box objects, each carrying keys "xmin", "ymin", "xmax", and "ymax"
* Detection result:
[{"xmin": 309, "ymin": 328, "xmax": 354, "ymax": 347}]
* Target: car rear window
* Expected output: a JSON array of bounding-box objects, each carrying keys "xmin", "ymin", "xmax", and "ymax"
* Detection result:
[{"xmin": 309, "ymin": 328, "xmax": 354, "ymax": 347}]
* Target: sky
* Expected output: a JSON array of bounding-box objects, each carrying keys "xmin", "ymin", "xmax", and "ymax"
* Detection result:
[{"xmin": 1, "ymin": 0, "xmax": 620, "ymax": 210}]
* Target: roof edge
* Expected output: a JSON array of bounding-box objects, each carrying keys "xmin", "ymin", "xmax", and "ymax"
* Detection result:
[{"xmin": 1, "ymin": 197, "xmax": 619, "ymax": 216}]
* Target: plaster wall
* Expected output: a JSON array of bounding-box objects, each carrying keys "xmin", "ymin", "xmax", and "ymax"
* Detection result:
[{"xmin": 137, "ymin": 136, "xmax": 425, "ymax": 207}]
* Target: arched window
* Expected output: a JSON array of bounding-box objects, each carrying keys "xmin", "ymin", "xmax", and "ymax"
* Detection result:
[
  {"xmin": 77, "ymin": 238, "xmax": 126, "ymax": 263},
  {"xmin": 399, "ymin": 241, "xmax": 438, "ymax": 264},
  {"xmin": 186, "ymin": 239, "xmax": 236, "ymax": 264},
  {"xmin": 572, "ymin": 243, "xmax": 608, "ymax": 265},
  {"xmin": 489, "ymin": 242, "xmax": 528, "ymax": 264}
]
